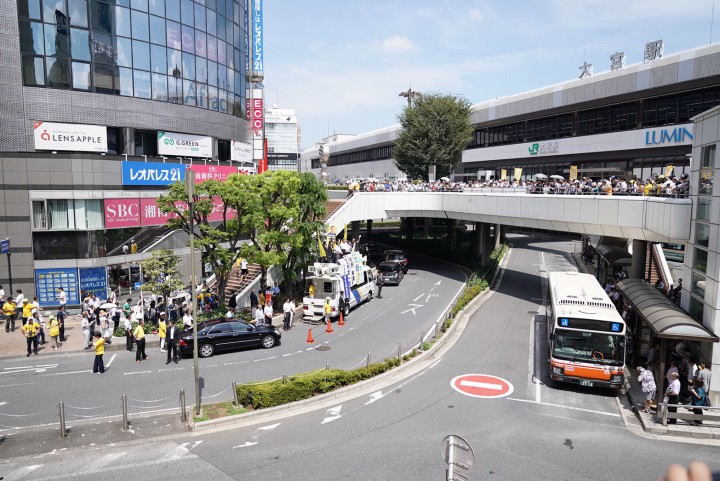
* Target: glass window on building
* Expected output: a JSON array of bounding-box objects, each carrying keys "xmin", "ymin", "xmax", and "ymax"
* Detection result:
[
  {"xmin": 149, "ymin": 15, "xmax": 165, "ymax": 45},
  {"xmin": 696, "ymin": 197, "xmax": 711, "ymax": 222},
  {"xmin": 48, "ymin": 199, "xmax": 73, "ymax": 229},
  {"xmin": 117, "ymin": 66, "xmax": 133, "ymax": 96},
  {"xmin": 116, "ymin": 36, "xmax": 133, "ymax": 67},
  {"xmin": 93, "ymin": 62, "xmax": 114, "ymax": 94},
  {"xmin": 694, "ymin": 247, "xmax": 708, "ymax": 273},
  {"xmin": 71, "ymin": 61, "xmax": 91, "ymax": 90},
  {"xmin": 695, "ymin": 222, "xmax": 710, "ymax": 248},
  {"xmin": 701, "ymin": 144, "xmax": 716, "ymax": 169},
  {"xmin": 70, "ymin": 28, "xmax": 90, "ymax": 61},
  {"xmin": 132, "ymin": 39, "xmax": 150, "ymax": 70},
  {"xmin": 688, "ymin": 295, "xmax": 705, "ymax": 323},
  {"xmin": 691, "ymin": 271, "xmax": 706, "ymax": 299},
  {"xmin": 700, "ymin": 169, "xmax": 714, "ymax": 195},
  {"xmin": 151, "ymin": 72, "xmax": 167, "ymax": 101},
  {"xmin": 148, "ymin": 0, "xmax": 164, "ymax": 17},
  {"xmin": 131, "ymin": 0, "xmax": 148, "ymax": 13},
  {"xmin": 114, "ymin": 6, "xmax": 131, "ymax": 37},
  {"xmin": 150, "ymin": 43, "xmax": 166, "ymax": 72},
  {"xmin": 181, "ymin": 0, "xmax": 194, "ymax": 26},
  {"xmin": 46, "ymin": 57, "xmax": 70, "ymax": 88},
  {"xmin": 43, "ymin": 0, "xmax": 67, "ymax": 23},
  {"xmin": 68, "ymin": 0, "xmax": 88, "ymax": 27},
  {"xmin": 19, "ymin": 20, "xmax": 44, "ymax": 55},
  {"xmin": 168, "ymin": 74, "xmax": 181, "ymax": 103},
  {"xmin": 131, "ymin": 10, "xmax": 149, "ymax": 42},
  {"xmin": 22, "ymin": 55, "xmax": 45, "ymax": 86},
  {"xmin": 133, "ymin": 69, "xmax": 151, "ymax": 98},
  {"xmin": 73, "ymin": 199, "xmax": 103, "ymax": 229},
  {"xmin": 18, "ymin": 0, "xmax": 42, "ymax": 19}
]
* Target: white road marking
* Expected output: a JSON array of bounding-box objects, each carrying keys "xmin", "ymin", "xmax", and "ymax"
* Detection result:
[
  {"xmin": 179, "ymin": 440, "xmax": 203, "ymax": 450},
  {"xmin": 257, "ymin": 423, "xmax": 281, "ymax": 431},
  {"xmin": 434, "ymin": 280, "xmax": 442, "ymax": 286},
  {"xmin": 458, "ymin": 380, "xmax": 503, "ymax": 391},
  {"xmin": 45, "ymin": 370, "xmax": 92, "ymax": 376},
  {"xmin": 2, "ymin": 364, "xmax": 59, "ymax": 374},
  {"xmin": 321, "ymin": 405, "xmax": 342, "ymax": 424},
  {"xmin": 124, "ymin": 371, "xmax": 151, "ymax": 375},
  {"xmin": 401, "ymin": 303, "xmax": 423, "ymax": 315},
  {"xmin": 233, "ymin": 441, "xmax": 258, "ymax": 448},
  {"xmin": 282, "ymin": 353, "xmax": 292, "ymax": 357},
  {"xmin": 365, "ymin": 391, "xmax": 385, "ymax": 405},
  {"xmin": 0, "ymin": 381, "xmax": 39, "ymax": 387},
  {"xmin": 84, "ymin": 452, "xmax": 126, "ymax": 473},
  {"xmin": 0, "ymin": 401, "xmax": 6, "ymax": 407},
  {"xmin": 413, "ymin": 293, "xmax": 425, "ymax": 302},
  {"xmin": 106, "ymin": 354, "xmax": 117, "ymax": 367},
  {"xmin": 506, "ymin": 398, "xmax": 621, "ymax": 417}
]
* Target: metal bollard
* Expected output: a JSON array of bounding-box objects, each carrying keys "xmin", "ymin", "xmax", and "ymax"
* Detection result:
[
  {"xmin": 179, "ymin": 388, "xmax": 187, "ymax": 423},
  {"xmin": 418, "ymin": 332, "xmax": 423, "ymax": 352},
  {"xmin": 325, "ymin": 363, "xmax": 329, "ymax": 371},
  {"xmin": 367, "ymin": 353, "xmax": 371, "ymax": 368},
  {"xmin": 232, "ymin": 382, "xmax": 239, "ymax": 406},
  {"xmin": 282, "ymin": 374, "xmax": 287, "ymax": 384},
  {"xmin": 59, "ymin": 401, "xmax": 66, "ymax": 438},
  {"xmin": 122, "ymin": 394, "xmax": 129, "ymax": 431},
  {"xmin": 397, "ymin": 343, "xmax": 401, "ymax": 362}
]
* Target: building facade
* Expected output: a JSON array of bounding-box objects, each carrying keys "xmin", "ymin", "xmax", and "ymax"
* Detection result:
[
  {"xmin": 264, "ymin": 106, "xmax": 298, "ymax": 171},
  {"xmin": 0, "ymin": 0, "xmax": 253, "ymax": 302}
]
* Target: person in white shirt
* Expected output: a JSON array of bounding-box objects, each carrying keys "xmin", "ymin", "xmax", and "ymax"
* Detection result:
[
  {"xmin": 666, "ymin": 360, "xmax": 679, "ymax": 384},
  {"xmin": 225, "ymin": 308, "xmax": 235, "ymax": 319},
  {"xmin": 182, "ymin": 311, "xmax": 193, "ymax": 328},
  {"xmin": 133, "ymin": 300, "xmax": 144, "ymax": 323},
  {"xmin": 282, "ymin": 299, "xmax": 294, "ymax": 330},
  {"xmin": 81, "ymin": 312, "xmax": 92, "ymax": 349},
  {"xmin": 123, "ymin": 315, "xmax": 134, "ymax": 351},
  {"xmin": 263, "ymin": 304, "xmax": 273, "ymax": 326},
  {"xmin": 107, "ymin": 288, "xmax": 117, "ymax": 305},
  {"xmin": 55, "ymin": 288, "xmax": 67, "ymax": 308},
  {"xmin": 0, "ymin": 285, "xmax": 4, "ymax": 302},
  {"xmin": 252, "ymin": 306, "xmax": 264, "ymax": 325},
  {"xmin": 666, "ymin": 372, "xmax": 681, "ymax": 424}
]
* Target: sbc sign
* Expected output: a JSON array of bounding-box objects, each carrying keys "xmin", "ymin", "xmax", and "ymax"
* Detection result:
[{"xmin": 104, "ymin": 199, "xmax": 141, "ymax": 228}]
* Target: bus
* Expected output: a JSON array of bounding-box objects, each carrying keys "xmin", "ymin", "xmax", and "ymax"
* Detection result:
[{"xmin": 546, "ymin": 271, "xmax": 626, "ymax": 389}]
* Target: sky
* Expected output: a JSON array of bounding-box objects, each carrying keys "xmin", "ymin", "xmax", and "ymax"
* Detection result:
[{"xmin": 261, "ymin": 0, "xmax": 719, "ymax": 150}]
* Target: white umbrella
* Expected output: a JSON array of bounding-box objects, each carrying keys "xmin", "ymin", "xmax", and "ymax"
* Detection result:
[
  {"xmin": 440, "ymin": 176, "xmax": 450, "ymax": 182},
  {"xmin": 549, "ymin": 175, "xmax": 565, "ymax": 180},
  {"xmin": 535, "ymin": 173, "xmax": 548, "ymax": 180},
  {"xmin": 99, "ymin": 302, "xmax": 116, "ymax": 309}
]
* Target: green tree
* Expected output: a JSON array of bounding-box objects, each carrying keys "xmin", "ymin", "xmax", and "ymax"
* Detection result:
[
  {"xmin": 393, "ymin": 92, "xmax": 474, "ymax": 181},
  {"xmin": 139, "ymin": 250, "xmax": 186, "ymax": 303}
]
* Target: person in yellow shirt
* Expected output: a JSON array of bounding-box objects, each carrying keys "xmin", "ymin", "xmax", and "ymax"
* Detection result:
[
  {"xmin": 324, "ymin": 297, "xmax": 332, "ymax": 325},
  {"xmin": 158, "ymin": 313, "xmax": 167, "ymax": 352},
  {"xmin": 21, "ymin": 299, "xmax": 33, "ymax": 326},
  {"xmin": 21, "ymin": 317, "xmax": 41, "ymax": 356},
  {"xmin": 3, "ymin": 298, "xmax": 16, "ymax": 332},
  {"xmin": 92, "ymin": 332, "xmax": 105, "ymax": 373},
  {"xmin": 133, "ymin": 320, "xmax": 147, "ymax": 363},
  {"xmin": 48, "ymin": 315, "xmax": 60, "ymax": 350}
]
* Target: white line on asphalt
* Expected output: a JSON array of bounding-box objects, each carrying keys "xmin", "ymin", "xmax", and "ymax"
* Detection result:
[
  {"xmin": 413, "ymin": 293, "xmax": 424, "ymax": 302},
  {"xmin": 0, "ymin": 382, "xmax": 38, "ymax": 387},
  {"xmin": 45, "ymin": 370, "xmax": 91, "ymax": 376},
  {"xmin": 459, "ymin": 380, "xmax": 503, "ymax": 391},
  {"xmin": 321, "ymin": 405, "xmax": 342, "ymax": 424},
  {"xmin": 158, "ymin": 368, "xmax": 185, "ymax": 372},
  {"xmin": 365, "ymin": 391, "xmax": 384, "ymax": 405},
  {"xmin": 425, "ymin": 293, "xmax": 432, "ymax": 303},
  {"xmin": 258, "ymin": 423, "xmax": 281, "ymax": 431},
  {"xmin": 232, "ymin": 441, "xmax": 258, "ymax": 449},
  {"xmin": 124, "ymin": 371, "xmax": 151, "ymax": 375},
  {"xmin": 106, "ymin": 354, "xmax": 117, "ymax": 367},
  {"xmin": 282, "ymin": 353, "xmax": 292, "ymax": 357},
  {"xmin": 506, "ymin": 397, "xmax": 621, "ymax": 417}
]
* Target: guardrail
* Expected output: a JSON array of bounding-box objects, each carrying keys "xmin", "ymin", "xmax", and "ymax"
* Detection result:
[{"xmin": 660, "ymin": 403, "xmax": 720, "ymax": 426}]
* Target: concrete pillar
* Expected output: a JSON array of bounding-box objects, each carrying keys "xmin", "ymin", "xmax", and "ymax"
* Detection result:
[
  {"xmin": 446, "ymin": 220, "xmax": 456, "ymax": 250},
  {"xmin": 479, "ymin": 223, "xmax": 491, "ymax": 267},
  {"xmin": 366, "ymin": 219, "xmax": 373, "ymax": 238},
  {"xmin": 351, "ymin": 221, "xmax": 360, "ymax": 241},
  {"xmin": 405, "ymin": 217, "xmax": 414, "ymax": 241},
  {"xmin": 122, "ymin": 127, "xmax": 135, "ymax": 156},
  {"xmin": 424, "ymin": 218, "xmax": 431, "ymax": 238},
  {"xmin": 494, "ymin": 224, "xmax": 502, "ymax": 250},
  {"xmin": 471, "ymin": 222, "xmax": 480, "ymax": 257},
  {"xmin": 630, "ymin": 239, "xmax": 647, "ymax": 279}
]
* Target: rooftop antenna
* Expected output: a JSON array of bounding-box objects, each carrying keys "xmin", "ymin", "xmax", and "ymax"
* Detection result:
[{"xmin": 711, "ymin": 0, "xmax": 716, "ymax": 45}]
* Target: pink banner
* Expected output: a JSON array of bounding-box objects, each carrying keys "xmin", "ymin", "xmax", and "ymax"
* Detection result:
[
  {"xmin": 188, "ymin": 164, "xmax": 239, "ymax": 183},
  {"xmin": 104, "ymin": 199, "xmax": 141, "ymax": 228},
  {"xmin": 140, "ymin": 198, "xmax": 173, "ymax": 226}
]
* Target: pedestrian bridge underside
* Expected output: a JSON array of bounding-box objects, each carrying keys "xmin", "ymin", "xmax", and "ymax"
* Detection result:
[{"xmin": 326, "ymin": 192, "xmax": 692, "ymax": 243}]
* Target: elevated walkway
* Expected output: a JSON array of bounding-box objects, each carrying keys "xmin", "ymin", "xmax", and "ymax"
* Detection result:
[{"xmin": 326, "ymin": 192, "xmax": 691, "ymax": 243}]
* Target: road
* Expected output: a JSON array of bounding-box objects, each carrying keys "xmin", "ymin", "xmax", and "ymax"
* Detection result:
[
  {"xmin": 0, "ymin": 255, "xmax": 466, "ymax": 431},
  {"xmin": 1, "ymin": 234, "xmax": 719, "ymax": 481}
]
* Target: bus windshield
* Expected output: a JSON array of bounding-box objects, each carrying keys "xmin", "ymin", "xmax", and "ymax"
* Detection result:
[{"xmin": 552, "ymin": 329, "xmax": 624, "ymax": 366}]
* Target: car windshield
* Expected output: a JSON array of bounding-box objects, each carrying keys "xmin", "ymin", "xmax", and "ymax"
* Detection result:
[
  {"xmin": 552, "ymin": 329, "xmax": 624, "ymax": 366},
  {"xmin": 378, "ymin": 264, "xmax": 397, "ymax": 273},
  {"xmin": 387, "ymin": 254, "xmax": 405, "ymax": 261}
]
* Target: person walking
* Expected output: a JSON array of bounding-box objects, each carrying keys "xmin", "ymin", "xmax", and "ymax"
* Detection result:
[
  {"xmin": 637, "ymin": 366, "xmax": 656, "ymax": 413},
  {"xmin": 133, "ymin": 320, "xmax": 147, "ymax": 362},
  {"xmin": 48, "ymin": 314, "xmax": 60, "ymax": 350},
  {"xmin": 123, "ymin": 315, "xmax": 134, "ymax": 351},
  {"xmin": 376, "ymin": 276, "xmax": 384, "ymax": 299},
  {"xmin": 688, "ymin": 379, "xmax": 707, "ymax": 425},
  {"xmin": 81, "ymin": 312, "xmax": 92, "ymax": 349},
  {"xmin": 158, "ymin": 313, "xmax": 167, "ymax": 352},
  {"xmin": 21, "ymin": 315, "xmax": 40, "ymax": 356},
  {"xmin": 323, "ymin": 297, "xmax": 332, "ymax": 326},
  {"xmin": 3, "ymin": 296, "xmax": 16, "ymax": 332},
  {"xmin": 56, "ymin": 305, "xmax": 66, "ymax": 341},
  {"xmin": 165, "ymin": 321, "xmax": 180, "ymax": 364},
  {"xmin": 240, "ymin": 258, "xmax": 249, "ymax": 281},
  {"xmin": 92, "ymin": 332, "xmax": 105, "ymax": 374}
]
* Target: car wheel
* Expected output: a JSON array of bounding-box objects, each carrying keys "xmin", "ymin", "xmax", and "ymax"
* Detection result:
[
  {"xmin": 261, "ymin": 335, "xmax": 276, "ymax": 349},
  {"xmin": 199, "ymin": 343, "xmax": 214, "ymax": 358},
  {"xmin": 343, "ymin": 304, "xmax": 350, "ymax": 317}
]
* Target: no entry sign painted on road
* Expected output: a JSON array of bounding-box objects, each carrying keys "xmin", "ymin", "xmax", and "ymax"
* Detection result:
[{"xmin": 451, "ymin": 374, "xmax": 514, "ymax": 399}]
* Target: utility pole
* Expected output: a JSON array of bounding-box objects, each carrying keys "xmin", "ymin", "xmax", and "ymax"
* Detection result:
[
  {"xmin": 185, "ymin": 172, "xmax": 200, "ymax": 416},
  {"xmin": 399, "ymin": 87, "xmax": 422, "ymax": 108}
]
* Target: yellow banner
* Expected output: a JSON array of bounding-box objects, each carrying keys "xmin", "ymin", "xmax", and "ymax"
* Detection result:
[
  {"xmin": 569, "ymin": 165, "xmax": 578, "ymax": 181},
  {"xmin": 665, "ymin": 165, "xmax": 675, "ymax": 178},
  {"xmin": 514, "ymin": 168, "xmax": 522, "ymax": 181},
  {"xmin": 317, "ymin": 232, "xmax": 326, "ymax": 258},
  {"xmin": 500, "ymin": 169, "xmax": 507, "ymax": 180},
  {"xmin": 343, "ymin": 224, "xmax": 348, "ymax": 240}
]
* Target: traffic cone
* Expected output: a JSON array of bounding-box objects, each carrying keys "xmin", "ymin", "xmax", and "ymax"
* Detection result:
[
  {"xmin": 338, "ymin": 312, "xmax": 345, "ymax": 326},
  {"xmin": 306, "ymin": 328, "xmax": 314, "ymax": 344},
  {"xmin": 325, "ymin": 318, "xmax": 334, "ymax": 333}
]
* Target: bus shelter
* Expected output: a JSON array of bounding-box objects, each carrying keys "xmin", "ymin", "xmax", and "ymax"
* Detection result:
[{"xmin": 615, "ymin": 278, "xmax": 718, "ymax": 408}]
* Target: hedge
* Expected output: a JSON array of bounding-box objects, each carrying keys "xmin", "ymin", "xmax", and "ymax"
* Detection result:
[{"xmin": 236, "ymin": 358, "xmax": 401, "ymax": 409}]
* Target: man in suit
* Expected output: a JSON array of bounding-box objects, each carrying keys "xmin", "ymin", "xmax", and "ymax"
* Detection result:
[{"xmin": 166, "ymin": 321, "xmax": 181, "ymax": 364}]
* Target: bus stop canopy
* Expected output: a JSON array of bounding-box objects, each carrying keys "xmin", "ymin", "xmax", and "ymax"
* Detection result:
[
  {"xmin": 595, "ymin": 242, "xmax": 632, "ymax": 265},
  {"xmin": 616, "ymin": 278, "xmax": 719, "ymax": 342}
]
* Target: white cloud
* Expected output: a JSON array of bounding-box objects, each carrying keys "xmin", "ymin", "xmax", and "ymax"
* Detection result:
[
  {"xmin": 375, "ymin": 35, "xmax": 415, "ymax": 54},
  {"xmin": 469, "ymin": 8, "xmax": 484, "ymax": 22}
]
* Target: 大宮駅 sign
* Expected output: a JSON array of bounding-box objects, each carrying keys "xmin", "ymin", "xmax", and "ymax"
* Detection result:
[
  {"xmin": 157, "ymin": 131, "xmax": 213, "ymax": 158},
  {"xmin": 33, "ymin": 121, "xmax": 107, "ymax": 153}
]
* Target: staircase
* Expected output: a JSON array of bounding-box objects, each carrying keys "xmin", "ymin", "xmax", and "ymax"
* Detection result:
[
  {"xmin": 646, "ymin": 243, "xmax": 672, "ymax": 294},
  {"xmin": 321, "ymin": 200, "xmax": 345, "ymax": 221}
]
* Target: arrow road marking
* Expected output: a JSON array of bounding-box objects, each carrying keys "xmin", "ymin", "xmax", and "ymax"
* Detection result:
[
  {"xmin": 179, "ymin": 440, "xmax": 203, "ymax": 450},
  {"xmin": 401, "ymin": 304, "xmax": 424, "ymax": 315},
  {"xmin": 413, "ymin": 293, "xmax": 425, "ymax": 302},
  {"xmin": 321, "ymin": 405, "xmax": 342, "ymax": 424},
  {"xmin": 365, "ymin": 391, "xmax": 385, "ymax": 405},
  {"xmin": 459, "ymin": 380, "xmax": 503, "ymax": 391},
  {"xmin": 2, "ymin": 364, "xmax": 59, "ymax": 374},
  {"xmin": 434, "ymin": 280, "xmax": 442, "ymax": 285},
  {"xmin": 232, "ymin": 423, "xmax": 281, "ymax": 448},
  {"xmin": 233, "ymin": 441, "xmax": 258, "ymax": 449}
]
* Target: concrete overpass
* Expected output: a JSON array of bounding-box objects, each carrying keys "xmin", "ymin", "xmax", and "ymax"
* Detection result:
[{"xmin": 326, "ymin": 190, "xmax": 692, "ymax": 244}]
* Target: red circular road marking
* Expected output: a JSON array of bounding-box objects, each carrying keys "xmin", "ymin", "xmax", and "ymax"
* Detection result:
[{"xmin": 450, "ymin": 374, "xmax": 514, "ymax": 399}]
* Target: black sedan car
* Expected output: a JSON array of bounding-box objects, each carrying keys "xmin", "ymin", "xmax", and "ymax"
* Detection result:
[
  {"xmin": 179, "ymin": 319, "xmax": 281, "ymax": 358},
  {"xmin": 384, "ymin": 250, "xmax": 409, "ymax": 273},
  {"xmin": 377, "ymin": 261, "xmax": 404, "ymax": 286}
]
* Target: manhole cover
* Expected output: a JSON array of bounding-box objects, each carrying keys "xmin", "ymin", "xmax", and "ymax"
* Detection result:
[{"xmin": 315, "ymin": 345, "xmax": 331, "ymax": 351}]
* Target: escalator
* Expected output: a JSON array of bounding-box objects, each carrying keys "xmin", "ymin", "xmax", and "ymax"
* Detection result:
[{"xmin": 106, "ymin": 225, "xmax": 174, "ymax": 256}]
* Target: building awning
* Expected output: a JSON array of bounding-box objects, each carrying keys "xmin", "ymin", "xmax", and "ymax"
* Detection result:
[
  {"xmin": 595, "ymin": 243, "xmax": 632, "ymax": 265},
  {"xmin": 616, "ymin": 278, "xmax": 719, "ymax": 342}
]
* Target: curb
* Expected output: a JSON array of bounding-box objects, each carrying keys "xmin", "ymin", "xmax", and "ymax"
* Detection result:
[{"xmin": 190, "ymin": 250, "xmax": 506, "ymax": 433}]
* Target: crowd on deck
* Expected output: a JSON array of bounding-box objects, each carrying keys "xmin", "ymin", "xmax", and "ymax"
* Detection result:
[{"xmin": 340, "ymin": 173, "xmax": 692, "ymax": 198}]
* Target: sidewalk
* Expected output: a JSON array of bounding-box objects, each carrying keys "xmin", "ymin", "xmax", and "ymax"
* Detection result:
[
  {"xmin": 572, "ymin": 251, "xmax": 720, "ymax": 439},
  {"xmin": 0, "ymin": 308, "xmax": 303, "ymax": 359}
]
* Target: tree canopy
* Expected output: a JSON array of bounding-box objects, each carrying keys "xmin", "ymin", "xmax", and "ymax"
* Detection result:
[
  {"xmin": 393, "ymin": 92, "xmax": 474, "ymax": 181},
  {"xmin": 139, "ymin": 250, "xmax": 186, "ymax": 303}
]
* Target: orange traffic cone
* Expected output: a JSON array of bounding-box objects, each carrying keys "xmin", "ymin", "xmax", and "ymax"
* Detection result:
[
  {"xmin": 338, "ymin": 312, "xmax": 345, "ymax": 326},
  {"xmin": 306, "ymin": 328, "xmax": 314, "ymax": 344},
  {"xmin": 325, "ymin": 318, "xmax": 334, "ymax": 333}
]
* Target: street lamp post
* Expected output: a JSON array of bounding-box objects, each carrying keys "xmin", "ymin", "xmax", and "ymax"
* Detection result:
[
  {"xmin": 399, "ymin": 87, "xmax": 421, "ymax": 108},
  {"xmin": 185, "ymin": 171, "xmax": 200, "ymax": 416}
]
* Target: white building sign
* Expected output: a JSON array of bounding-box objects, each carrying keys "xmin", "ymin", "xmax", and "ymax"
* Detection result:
[
  {"xmin": 33, "ymin": 121, "xmax": 107, "ymax": 153},
  {"xmin": 157, "ymin": 131, "xmax": 213, "ymax": 158},
  {"xmin": 231, "ymin": 140, "xmax": 253, "ymax": 163}
]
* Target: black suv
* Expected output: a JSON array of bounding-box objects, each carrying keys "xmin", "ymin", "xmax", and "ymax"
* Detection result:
[
  {"xmin": 377, "ymin": 261, "xmax": 404, "ymax": 285},
  {"xmin": 384, "ymin": 250, "xmax": 409, "ymax": 273}
]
